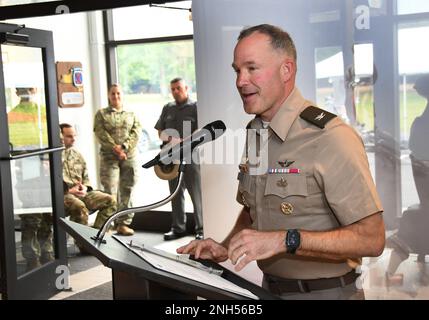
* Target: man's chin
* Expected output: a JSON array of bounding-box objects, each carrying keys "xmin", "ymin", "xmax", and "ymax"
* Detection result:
[{"xmin": 243, "ymin": 104, "xmax": 258, "ymax": 115}]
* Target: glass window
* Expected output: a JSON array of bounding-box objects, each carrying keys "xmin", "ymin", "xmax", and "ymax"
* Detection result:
[
  {"xmin": 353, "ymin": 43, "xmax": 375, "ymax": 153},
  {"xmin": 397, "ymin": 0, "xmax": 429, "ymax": 15},
  {"xmin": 12, "ymin": 155, "xmax": 53, "ymax": 275},
  {"xmin": 314, "ymin": 43, "xmax": 376, "ymax": 175},
  {"xmin": 315, "ymin": 46, "xmax": 350, "ymax": 123},
  {"xmin": 398, "ymin": 23, "xmax": 429, "ymax": 142},
  {"xmin": 2, "ymin": 45, "xmax": 48, "ymax": 152},
  {"xmin": 112, "ymin": 1, "xmax": 193, "ymax": 40},
  {"xmin": 116, "ymin": 40, "xmax": 197, "ymax": 211},
  {"xmin": 1, "ymin": 44, "xmax": 54, "ymax": 275},
  {"xmin": 398, "ymin": 22, "xmax": 429, "ymax": 209}
]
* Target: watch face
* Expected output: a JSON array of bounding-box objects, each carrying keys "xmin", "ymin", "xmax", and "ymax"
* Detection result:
[
  {"xmin": 287, "ymin": 229, "xmax": 300, "ymax": 253},
  {"xmin": 288, "ymin": 232, "xmax": 297, "ymax": 246}
]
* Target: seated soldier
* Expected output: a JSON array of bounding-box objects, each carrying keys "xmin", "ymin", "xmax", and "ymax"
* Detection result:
[{"xmin": 60, "ymin": 123, "xmax": 117, "ymax": 232}]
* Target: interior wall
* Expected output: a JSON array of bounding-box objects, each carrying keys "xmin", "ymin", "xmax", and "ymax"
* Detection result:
[
  {"xmin": 4, "ymin": 11, "xmax": 107, "ymax": 187},
  {"xmin": 192, "ymin": 0, "xmax": 316, "ymax": 242}
]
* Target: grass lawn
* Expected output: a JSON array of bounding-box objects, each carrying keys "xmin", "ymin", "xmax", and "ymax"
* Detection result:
[{"xmin": 356, "ymin": 87, "xmax": 426, "ymax": 138}]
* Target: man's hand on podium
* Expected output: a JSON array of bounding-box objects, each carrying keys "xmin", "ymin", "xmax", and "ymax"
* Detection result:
[{"xmin": 177, "ymin": 238, "xmax": 228, "ymax": 263}]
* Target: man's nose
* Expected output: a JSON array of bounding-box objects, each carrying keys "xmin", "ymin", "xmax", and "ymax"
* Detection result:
[{"xmin": 236, "ymin": 72, "xmax": 249, "ymax": 88}]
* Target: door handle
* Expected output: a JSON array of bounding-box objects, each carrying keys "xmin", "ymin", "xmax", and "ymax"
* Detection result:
[{"xmin": 1, "ymin": 146, "xmax": 65, "ymax": 160}]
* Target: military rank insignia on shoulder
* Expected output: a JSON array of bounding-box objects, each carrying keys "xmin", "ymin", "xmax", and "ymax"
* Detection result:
[{"xmin": 300, "ymin": 106, "xmax": 337, "ymax": 129}]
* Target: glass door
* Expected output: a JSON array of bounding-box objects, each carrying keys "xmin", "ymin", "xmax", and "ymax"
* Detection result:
[{"xmin": 0, "ymin": 23, "xmax": 66, "ymax": 299}]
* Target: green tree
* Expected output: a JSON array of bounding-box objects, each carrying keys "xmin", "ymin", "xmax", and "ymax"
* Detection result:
[{"xmin": 117, "ymin": 40, "xmax": 196, "ymax": 95}]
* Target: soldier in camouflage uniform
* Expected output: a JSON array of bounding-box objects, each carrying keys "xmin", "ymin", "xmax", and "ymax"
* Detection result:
[
  {"xmin": 60, "ymin": 123, "xmax": 117, "ymax": 230},
  {"xmin": 13, "ymin": 87, "xmax": 53, "ymax": 271},
  {"xmin": 93, "ymin": 84, "xmax": 141, "ymax": 236},
  {"xmin": 20, "ymin": 213, "xmax": 53, "ymax": 271}
]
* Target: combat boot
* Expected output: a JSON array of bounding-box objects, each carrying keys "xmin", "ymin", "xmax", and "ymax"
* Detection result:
[
  {"xmin": 40, "ymin": 252, "xmax": 55, "ymax": 264},
  {"xmin": 26, "ymin": 258, "xmax": 42, "ymax": 271},
  {"xmin": 76, "ymin": 242, "xmax": 92, "ymax": 255},
  {"xmin": 116, "ymin": 224, "xmax": 134, "ymax": 236}
]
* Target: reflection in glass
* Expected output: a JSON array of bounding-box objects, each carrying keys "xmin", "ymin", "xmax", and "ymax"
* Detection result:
[
  {"xmin": 383, "ymin": 21, "xmax": 429, "ymax": 297},
  {"xmin": 398, "ymin": 24, "xmax": 429, "ymax": 143},
  {"xmin": 397, "ymin": 0, "xmax": 429, "ymax": 15},
  {"xmin": 12, "ymin": 155, "xmax": 53, "ymax": 275},
  {"xmin": 1, "ymin": 44, "xmax": 54, "ymax": 275},
  {"xmin": 315, "ymin": 44, "xmax": 376, "ymax": 181},
  {"xmin": 386, "ymin": 74, "xmax": 429, "ymax": 290},
  {"xmin": 315, "ymin": 47, "xmax": 350, "ymax": 123},
  {"xmin": 397, "ymin": 23, "xmax": 429, "ymax": 210},
  {"xmin": 2, "ymin": 45, "xmax": 48, "ymax": 152},
  {"xmin": 353, "ymin": 43, "xmax": 375, "ymax": 152}
]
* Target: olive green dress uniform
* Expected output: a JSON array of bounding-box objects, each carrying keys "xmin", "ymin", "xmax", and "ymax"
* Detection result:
[
  {"xmin": 62, "ymin": 147, "xmax": 117, "ymax": 229},
  {"xmin": 236, "ymin": 88, "xmax": 383, "ymax": 295},
  {"xmin": 94, "ymin": 106, "xmax": 141, "ymax": 226}
]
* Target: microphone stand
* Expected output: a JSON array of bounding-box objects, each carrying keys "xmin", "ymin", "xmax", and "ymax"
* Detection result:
[{"xmin": 92, "ymin": 161, "xmax": 186, "ymax": 243}]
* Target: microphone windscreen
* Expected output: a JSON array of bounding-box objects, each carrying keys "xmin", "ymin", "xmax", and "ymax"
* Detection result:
[
  {"xmin": 204, "ymin": 120, "xmax": 226, "ymax": 132},
  {"xmin": 202, "ymin": 120, "xmax": 226, "ymax": 140},
  {"xmin": 142, "ymin": 120, "xmax": 227, "ymax": 169}
]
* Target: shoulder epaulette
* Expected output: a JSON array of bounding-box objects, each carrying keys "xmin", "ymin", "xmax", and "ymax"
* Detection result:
[{"xmin": 299, "ymin": 106, "xmax": 337, "ymax": 129}]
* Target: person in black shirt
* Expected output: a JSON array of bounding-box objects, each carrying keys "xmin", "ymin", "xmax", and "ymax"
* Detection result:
[{"xmin": 155, "ymin": 78, "xmax": 203, "ymax": 241}]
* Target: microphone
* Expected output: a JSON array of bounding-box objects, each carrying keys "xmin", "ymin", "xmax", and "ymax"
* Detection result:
[{"xmin": 142, "ymin": 120, "xmax": 226, "ymax": 169}]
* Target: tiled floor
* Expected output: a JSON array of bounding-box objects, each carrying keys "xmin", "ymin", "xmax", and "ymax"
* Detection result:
[{"xmin": 362, "ymin": 249, "xmax": 429, "ymax": 300}]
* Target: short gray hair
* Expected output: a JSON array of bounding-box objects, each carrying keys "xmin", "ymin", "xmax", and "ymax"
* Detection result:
[{"xmin": 238, "ymin": 24, "xmax": 297, "ymax": 62}]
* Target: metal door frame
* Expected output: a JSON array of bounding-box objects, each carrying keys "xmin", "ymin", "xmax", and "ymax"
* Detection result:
[{"xmin": 0, "ymin": 22, "xmax": 67, "ymax": 299}]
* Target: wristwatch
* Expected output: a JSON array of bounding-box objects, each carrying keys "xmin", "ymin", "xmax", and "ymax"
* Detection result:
[{"xmin": 285, "ymin": 229, "xmax": 300, "ymax": 254}]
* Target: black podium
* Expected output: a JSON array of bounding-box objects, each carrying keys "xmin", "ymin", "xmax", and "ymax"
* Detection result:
[{"xmin": 59, "ymin": 218, "xmax": 277, "ymax": 300}]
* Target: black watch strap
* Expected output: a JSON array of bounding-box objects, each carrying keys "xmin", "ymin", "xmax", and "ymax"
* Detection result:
[{"xmin": 286, "ymin": 229, "xmax": 301, "ymax": 254}]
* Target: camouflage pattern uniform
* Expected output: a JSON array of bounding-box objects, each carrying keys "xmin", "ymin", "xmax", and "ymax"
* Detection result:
[
  {"xmin": 94, "ymin": 106, "xmax": 141, "ymax": 226},
  {"xmin": 20, "ymin": 213, "xmax": 53, "ymax": 269},
  {"xmin": 62, "ymin": 147, "xmax": 117, "ymax": 229},
  {"xmin": 16, "ymin": 155, "xmax": 54, "ymax": 270}
]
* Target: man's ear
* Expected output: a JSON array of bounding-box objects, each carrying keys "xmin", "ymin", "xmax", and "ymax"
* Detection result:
[{"xmin": 281, "ymin": 58, "xmax": 295, "ymax": 82}]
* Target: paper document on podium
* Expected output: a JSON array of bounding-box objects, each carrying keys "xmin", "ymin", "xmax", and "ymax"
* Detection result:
[
  {"xmin": 113, "ymin": 236, "xmax": 258, "ymax": 299},
  {"xmin": 135, "ymin": 248, "xmax": 258, "ymax": 299}
]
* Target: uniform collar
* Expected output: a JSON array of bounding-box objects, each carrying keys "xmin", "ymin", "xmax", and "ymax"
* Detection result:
[
  {"xmin": 176, "ymin": 98, "xmax": 192, "ymax": 108},
  {"xmin": 107, "ymin": 105, "xmax": 123, "ymax": 113},
  {"xmin": 63, "ymin": 146, "xmax": 76, "ymax": 153},
  {"xmin": 268, "ymin": 88, "xmax": 309, "ymax": 142}
]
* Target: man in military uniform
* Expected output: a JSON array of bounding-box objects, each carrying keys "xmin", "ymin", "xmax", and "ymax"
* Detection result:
[
  {"xmin": 178, "ymin": 24, "xmax": 385, "ymax": 299},
  {"xmin": 61, "ymin": 123, "xmax": 117, "ymax": 231},
  {"xmin": 94, "ymin": 84, "xmax": 141, "ymax": 236},
  {"xmin": 13, "ymin": 87, "xmax": 53, "ymax": 271},
  {"xmin": 155, "ymin": 78, "xmax": 203, "ymax": 241},
  {"xmin": 20, "ymin": 214, "xmax": 53, "ymax": 271}
]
